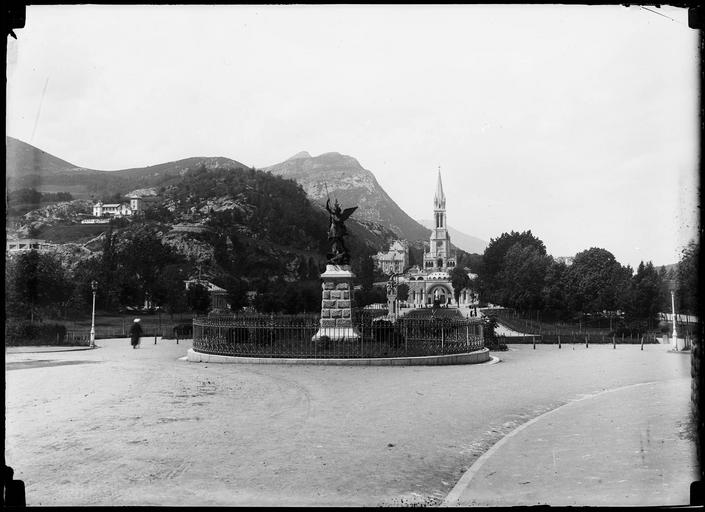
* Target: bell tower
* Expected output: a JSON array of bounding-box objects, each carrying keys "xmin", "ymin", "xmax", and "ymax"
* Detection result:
[{"xmin": 424, "ymin": 167, "xmax": 455, "ymax": 270}]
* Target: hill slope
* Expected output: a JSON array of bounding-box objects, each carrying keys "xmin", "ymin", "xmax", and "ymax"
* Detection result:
[
  {"xmin": 263, "ymin": 152, "xmax": 431, "ymax": 243},
  {"xmin": 9, "ymin": 151, "xmax": 397, "ymax": 283},
  {"xmin": 6, "ymin": 136, "xmax": 249, "ymax": 199}
]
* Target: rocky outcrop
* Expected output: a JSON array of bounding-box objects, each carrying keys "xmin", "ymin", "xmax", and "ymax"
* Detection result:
[
  {"xmin": 263, "ymin": 152, "xmax": 430, "ymax": 243},
  {"xmin": 161, "ymin": 231, "xmax": 217, "ymax": 266},
  {"xmin": 18, "ymin": 200, "xmax": 93, "ymax": 235}
]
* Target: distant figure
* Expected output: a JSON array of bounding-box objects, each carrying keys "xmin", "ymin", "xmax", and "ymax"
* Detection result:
[{"xmin": 129, "ymin": 318, "xmax": 143, "ymax": 349}]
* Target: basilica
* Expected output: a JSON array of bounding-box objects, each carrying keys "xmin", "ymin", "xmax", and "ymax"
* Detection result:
[{"xmin": 395, "ymin": 169, "xmax": 478, "ymax": 308}]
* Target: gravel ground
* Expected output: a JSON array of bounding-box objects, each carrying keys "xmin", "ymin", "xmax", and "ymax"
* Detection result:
[{"xmin": 4, "ymin": 340, "xmax": 693, "ymax": 506}]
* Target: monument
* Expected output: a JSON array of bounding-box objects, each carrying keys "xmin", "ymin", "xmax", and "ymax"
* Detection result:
[{"xmin": 312, "ymin": 199, "xmax": 361, "ymax": 341}]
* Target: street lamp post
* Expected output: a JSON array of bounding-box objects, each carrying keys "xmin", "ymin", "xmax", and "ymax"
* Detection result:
[{"xmin": 90, "ymin": 280, "xmax": 98, "ymax": 348}]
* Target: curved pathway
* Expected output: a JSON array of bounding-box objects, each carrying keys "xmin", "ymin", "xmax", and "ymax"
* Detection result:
[{"xmin": 443, "ymin": 378, "xmax": 695, "ymax": 506}]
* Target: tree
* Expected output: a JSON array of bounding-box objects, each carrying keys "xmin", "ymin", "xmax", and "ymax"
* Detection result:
[
  {"xmin": 186, "ymin": 283, "xmax": 211, "ymax": 314},
  {"xmin": 353, "ymin": 286, "xmax": 387, "ymax": 308},
  {"xmin": 541, "ymin": 259, "xmax": 570, "ymax": 320},
  {"xmin": 562, "ymin": 247, "xmax": 632, "ymax": 314},
  {"xmin": 150, "ymin": 264, "xmax": 188, "ymax": 318},
  {"xmin": 253, "ymin": 290, "xmax": 282, "ymax": 313},
  {"xmin": 480, "ymin": 230, "xmax": 547, "ymax": 305},
  {"xmin": 358, "ymin": 254, "xmax": 375, "ymax": 291},
  {"xmin": 449, "ymin": 266, "xmax": 470, "ymax": 305},
  {"xmin": 99, "ymin": 225, "xmax": 119, "ymax": 311},
  {"xmin": 624, "ymin": 261, "xmax": 667, "ymax": 328},
  {"xmin": 396, "ymin": 283, "xmax": 409, "ymax": 302},
  {"xmin": 115, "ymin": 225, "xmax": 182, "ymax": 307},
  {"xmin": 676, "ymin": 240, "xmax": 699, "ymax": 315},
  {"xmin": 222, "ymin": 275, "xmax": 249, "ymax": 312},
  {"xmin": 495, "ymin": 244, "xmax": 551, "ymax": 312},
  {"xmin": 69, "ymin": 256, "xmax": 104, "ymax": 318},
  {"xmin": 483, "ymin": 230, "xmax": 546, "ymax": 279},
  {"xmin": 8, "ymin": 188, "xmax": 42, "ymax": 205},
  {"xmin": 307, "ymin": 257, "xmax": 321, "ymax": 280},
  {"xmin": 6, "ymin": 251, "xmax": 73, "ymax": 321},
  {"xmin": 298, "ymin": 280, "xmax": 323, "ymax": 312}
]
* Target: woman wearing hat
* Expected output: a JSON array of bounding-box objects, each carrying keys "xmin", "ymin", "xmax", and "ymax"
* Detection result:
[{"xmin": 129, "ymin": 318, "xmax": 143, "ymax": 349}]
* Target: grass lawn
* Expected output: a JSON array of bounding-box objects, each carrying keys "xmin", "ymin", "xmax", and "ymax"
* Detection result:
[{"xmin": 38, "ymin": 223, "xmax": 108, "ymax": 244}]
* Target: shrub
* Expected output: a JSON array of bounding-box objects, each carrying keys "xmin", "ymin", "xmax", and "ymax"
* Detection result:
[
  {"xmin": 5, "ymin": 320, "xmax": 68, "ymax": 346},
  {"xmin": 173, "ymin": 323, "xmax": 193, "ymax": 337},
  {"xmin": 371, "ymin": 320, "xmax": 404, "ymax": 348},
  {"xmin": 484, "ymin": 338, "xmax": 508, "ymax": 351}
]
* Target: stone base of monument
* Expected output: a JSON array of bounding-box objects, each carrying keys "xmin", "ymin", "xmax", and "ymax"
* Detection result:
[{"xmin": 312, "ymin": 264, "xmax": 360, "ymax": 341}]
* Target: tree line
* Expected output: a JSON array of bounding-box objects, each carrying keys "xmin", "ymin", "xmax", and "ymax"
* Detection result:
[{"xmin": 468, "ymin": 230, "xmax": 698, "ymax": 332}]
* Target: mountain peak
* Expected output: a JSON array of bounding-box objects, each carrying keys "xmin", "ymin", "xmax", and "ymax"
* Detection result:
[
  {"xmin": 263, "ymin": 152, "xmax": 431, "ymax": 242},
  {"xmin": 287, "ymin": 151, "xmax": 311, "ymax": 161}
]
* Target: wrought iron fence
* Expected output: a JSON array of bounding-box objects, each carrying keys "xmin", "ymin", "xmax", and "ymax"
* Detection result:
[
  {"xmin": 64, "ymin": 331, "xmax": 92, "ymax": 346},
  {"xmin": 193, "ymin": 310, "xmax": 484, "ymax": 359}
]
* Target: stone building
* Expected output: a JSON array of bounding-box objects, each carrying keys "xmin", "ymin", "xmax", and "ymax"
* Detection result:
[
  {"xmin": 372, "ymin": 239, "xmax": 409, "ymax": 275},
  {"xmin": 398, "ymin": 169, "xmax": 477, "ymax": 308},
  {"xmin": 92, "ymin": 196, "xmax": 144, "ymax": 218}
]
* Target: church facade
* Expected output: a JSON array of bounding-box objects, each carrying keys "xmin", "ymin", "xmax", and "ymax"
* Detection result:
[{"xmin": 399, "ymin": 169, "xmax": 477, "ymax": 308}]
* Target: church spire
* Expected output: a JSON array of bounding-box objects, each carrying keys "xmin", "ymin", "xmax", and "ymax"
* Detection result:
[{"xmin": 434, "ymin": 166, "xmax": 446, "ymax": 210}]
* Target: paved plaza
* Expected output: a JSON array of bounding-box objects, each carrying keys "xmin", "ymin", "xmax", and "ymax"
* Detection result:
[{"xmin": 5, "ymin": 339, "xmax": 697, "ymax": 506}]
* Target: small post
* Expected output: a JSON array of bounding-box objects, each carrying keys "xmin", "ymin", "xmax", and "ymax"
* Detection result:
[
  {"xmin": 558, "ymin": 335, "xmax": 561, "ymax": 349},
  {"xmin": 533, "ymin": 336, "xmax": 536, "ymax": 349},
  {"xmin": 176, "ymin": 330, "xmax": 179, "ymax": 344},
  {"xmin": 90, "ymin": 280, "xmax": 98, "ymax": 349},
  {"xmin": 585, "ymin": 335, "xmax": 588, "ymax": 348},
  {"xmin": 154, "ymin": 333, "xmax": 157, "ymax": 344},
  {"xmin": 613, "ymin": 335, "xmax": 616, "ymax": 349},
  {"xmin": 640, "ymin": 336, "xmax": 644, "ymax": 350}
]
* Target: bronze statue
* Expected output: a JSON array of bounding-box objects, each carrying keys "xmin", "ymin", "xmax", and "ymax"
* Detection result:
[{"xmin": 325, "ymin": 198, "xmax": 358, "ymax": 265}]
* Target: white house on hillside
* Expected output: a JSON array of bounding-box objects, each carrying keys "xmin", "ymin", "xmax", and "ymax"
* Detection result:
[{"xmin": 92, "ymin": 196, "xmax": 143, "ymax": 218}]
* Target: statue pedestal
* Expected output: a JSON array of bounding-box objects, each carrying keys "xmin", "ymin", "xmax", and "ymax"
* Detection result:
[{"xmin": 312, "ymin": 264, "xmax": 360, "ymax": 341}]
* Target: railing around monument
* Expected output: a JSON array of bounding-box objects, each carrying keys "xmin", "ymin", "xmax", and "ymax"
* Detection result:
[{"xmin": 192, "ymin": 310, "xmax": 484, "ymax": 359}]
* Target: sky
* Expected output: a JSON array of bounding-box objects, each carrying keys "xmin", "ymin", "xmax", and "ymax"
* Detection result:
[{"xmin": 6, "ymin": 4, "xmax": 700, "ymax": 269}]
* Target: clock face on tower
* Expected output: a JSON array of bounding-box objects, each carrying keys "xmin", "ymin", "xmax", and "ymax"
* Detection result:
[{"xmin": 436, "ymin": 241, "xmax": 443, "ymax": 248}]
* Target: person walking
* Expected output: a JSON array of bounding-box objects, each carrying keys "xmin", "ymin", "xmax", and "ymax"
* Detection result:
[{"xmin": 129, "ymin": 318, "xmax": 143, "ymax": 349}]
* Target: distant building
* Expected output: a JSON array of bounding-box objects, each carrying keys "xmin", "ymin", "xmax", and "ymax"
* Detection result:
[
  {"xmin": 422, "ymin": 173, "xmax": 456, "ymax": 271},
  {"xmin": 396, "ymin": 169, "xmax": 477, "ymax": 308},
  {"xmin": 92, "ymin": 196, "xmax": 144, "ymax": 218},
  {"xmin": 184, "ymin": 279, "xmax": 228, "ymax": 310},
  {"xmin": 6, "ymin": 238, "xmax": 57, "ymax": 253},
  {"xmin": 554, "ymin": 256, "xmax": 574, "ymax": 266},
  {"xmin": 372, "ymin": 240, "xmax": 409, "ymax": 275}
]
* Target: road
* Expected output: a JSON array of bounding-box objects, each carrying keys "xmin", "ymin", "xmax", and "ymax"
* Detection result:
[{"xmin": 5, "ymin": 339, "xmax": 695, "ymax": 506}]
